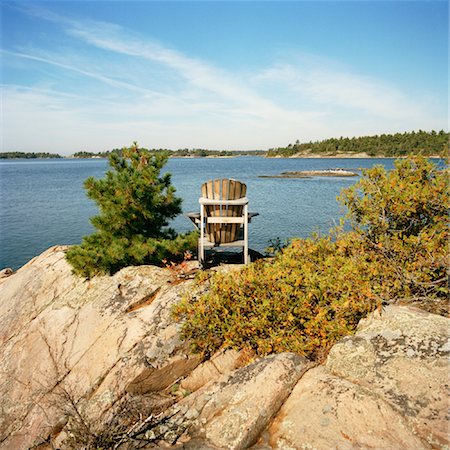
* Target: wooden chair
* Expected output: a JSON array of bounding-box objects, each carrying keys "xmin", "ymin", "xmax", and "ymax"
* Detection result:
[{"xmin": 187, "ymin": 179, "xmax": 257, "ymax": 266}]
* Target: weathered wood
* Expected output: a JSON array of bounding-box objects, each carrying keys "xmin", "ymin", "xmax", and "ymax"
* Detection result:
[
  {"xmin": 201, "ymin": 179, "xmax": 247, "ymax": 244},
  {"xmin": 187, "ymin": 211, "xmax": 258, "ymax": 226},
  {"xmin": 198, "ymin": 198, "xmax": 249, "ymax": 206},
  {"xmin": 205, "ymin": 217, "xmax": 245, "ymax": 224},
  {"xmin": 228, "ymin": 179, "xmax": 246, "ymax": 244},
  {"xmin": 229, "ymin": 179, "xmax": 244, "ymax": 243},
  {"xmin": 200, "ymin": 238, "xmax": 247, "ymax": 248},
  {"xmin": 196, "ymin": 178, "xmax": 254, "ymax": 265},
  {"xmin": 221, "ymin": 179, "xmax": 231, "ymax": 243}
]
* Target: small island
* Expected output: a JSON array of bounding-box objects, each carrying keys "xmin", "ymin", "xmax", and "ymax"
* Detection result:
[
  {"xmin": 0, "ymin": 152, "xmax": 62, "ymax": 159},
  {"xmin": 259, "ymin": 169, "xmax": 359, "ymax": 179}
]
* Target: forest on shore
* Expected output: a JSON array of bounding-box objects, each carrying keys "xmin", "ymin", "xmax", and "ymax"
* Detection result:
[
  {"xmin": 71, "ymin": 148, "xmax": 265, "ymax": 158},
  {"xmin": 1, "ymin": 130, "xmax": 447, "ymax": 159},
  {"xmin": 266, "ymin": 130, "xmax": 448, "ymax": 157},
  {"xmin": 0, "ymin": 152, "xmax": 62, "ymax": 159}
]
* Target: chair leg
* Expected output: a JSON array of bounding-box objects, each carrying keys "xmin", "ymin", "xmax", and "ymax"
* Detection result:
[
  {"xmin": 199, "ymin": 205, "xmax": 205, "ymax": 268},
  {"xmin": 244, "ymin": 204, "xmax": 249, "ymax": 264},
  {"xmin": 198, "ymin": 239, "xmax": 203, "ymax": 268}
]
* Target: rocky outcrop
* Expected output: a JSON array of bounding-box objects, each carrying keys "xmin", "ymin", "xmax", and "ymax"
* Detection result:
[
  {"xmin": 268, "ymin": 306, "xmax": 450, "ymax": 450},
  {"xmin": 0, "ymin": 246, "xmax": 202, "ymax": 449},
  {"xmin": 158, "ymin": 352, "xmax": 311, "ymax": 449},
  {"xmin": 259, "ymin": 169, "xmax": 358, "ymax": 178},
  {"xmin": 180, "ymin": 348, "xmax": 244, "ymax": 393},
  {"xmin": 0, "ymin": 247, "xmax": 448, "ymax": 450},
  {"xmin": 326, "ymin": 306, "xmax": 449, "ymax": 448},
  {"xmin": 268, "ymin": 365, "xmax": 426, "ymax": 449}
]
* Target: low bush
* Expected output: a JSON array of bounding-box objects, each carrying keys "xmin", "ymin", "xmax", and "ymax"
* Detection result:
[
  {"xmin": 174, "ymin": 233, "xmax": 378, "ymax": 360},
  {"xmin": 173, "ymin": 156, "xmax": 448, "ymax": 361},
  {"xmin": 340, "ymin": 155, "xmax": 448, "ymax": 302}
]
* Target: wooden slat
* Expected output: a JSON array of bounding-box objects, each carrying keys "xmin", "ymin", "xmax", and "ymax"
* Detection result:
[
  {"xmin": 213, "ymin": 179, "xmax": 221, "ymax": 198},
  {"xmin": 228, "ymin": 179, "xmax": 236, "ymax": 243},
  {"xmin": 200, "ymin": 178, "xmax": 247, "ymax": 245},
  {"xmin": 199, "ymin": 198, "xmax": 248, "ymax": 206},
  {"xmin": 222, "ymin": 179, "xmax": 229, "ymax": 200},
  {"xmin": 200, "ymin": 238, "xmax": 247, "ymax": 248},
  {"xmin": 213, "ymin": 179, "xmax": 221, "ymax": 243},
  {"xmin": 206, "ymin": 217, "xmax": 245, "ymax": 224},
  {"xmin": 229, "ymin": 179, "xmax": 244, "ymax": 243},
  {"xmin": 221, "ymin": 178, "xmax": 231, "ymax": 242},
  {"xmin": 202, "ymin": 180, "xmax": 208, "ymax": 238}
]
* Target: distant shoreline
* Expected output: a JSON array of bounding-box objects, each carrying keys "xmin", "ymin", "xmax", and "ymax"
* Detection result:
[
  {"xmin": 266, "ymin": 152, "xmax": 444, "ymax": 159},
  {"xmin": 1, "ymin": 153, "xmax": 444, "ymax": 160},
  {"xmin": 2, "ymin": 130, "xmax": 447, "ymax": 160}
]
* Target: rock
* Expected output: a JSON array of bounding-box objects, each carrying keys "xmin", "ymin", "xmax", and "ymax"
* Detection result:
[
  {"xmin": 157, "ymin": 353, "xmax": 310, "ymax": 449},
  {"xmin": 180, "ymin": 349, "xmax": 243, "ymax": 392},
  {"xmin": 0, "ymin": 268, "xmax": 13, "ymax": 281},
  {"xmin": 326, "ymin": 305, "xmax": 449, "ymax": 449},
  {"xmin": 268, "ymin": 365, "xmax": 426, "ymax": 449},
  {"xmin": 259, "ymin": 169, "xmax": 358, "ymax": 179},
  {"xmin": 0, "ymin": 246, "xmax": 200, "ymax": 449},
  {"xmin": 126, "ymin": 353, "xmax": 202, "ymax": 394},
  {"xmin": 1, "ymin": 246, "xmax": 449, "ymax": 450},
  {"xmin": 196, "ymin": 353, "xmax": 309, "ymax": 450},
  {"xmin": 269, "ymin": 305, "xmax": 449, "ymax": 450}
]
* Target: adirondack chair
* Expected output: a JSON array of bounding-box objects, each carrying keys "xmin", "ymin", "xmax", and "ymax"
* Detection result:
[{"xmin": 187, "ymin": 179, "xmax": 257, "ymax": 266}]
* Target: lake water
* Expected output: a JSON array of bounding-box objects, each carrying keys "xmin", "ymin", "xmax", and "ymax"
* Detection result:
[{"xmin": 0, "ymin": 156, "xmax": 399, "ymax": 270}]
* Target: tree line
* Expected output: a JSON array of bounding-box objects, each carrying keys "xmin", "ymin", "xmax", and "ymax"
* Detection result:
[
  {"xmin": 2, "ymin": 130, "xmax": 447, "ymax": 160},
  {"xmin": 72, "ymin": 148, "xmax": 265, "ymax": 158},
  {"xmin": 0, "ymin": 152, "xmax": 62, "ymax": 159},
  {"xmin": 267, "ymin": 130, "xmax": 449, "ymax": 157}
]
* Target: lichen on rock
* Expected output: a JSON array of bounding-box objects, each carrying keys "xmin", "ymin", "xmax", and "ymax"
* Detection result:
[{"xmin": 0, "ymin": 247, "xmax": 448, "ymax": 450}]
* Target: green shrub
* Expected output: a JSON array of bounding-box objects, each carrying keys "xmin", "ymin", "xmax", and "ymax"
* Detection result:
[
  {"xmin": 174, "ymin": 233, "xmax": 378, "ymax": 360},
  {"xmin": 66, "ymin": 143, "xmax": 197, "ymax": 277},
  {"xmin": 339, "ymin": 155, "xmax": 448, "ymax": 301},
  {"xmin": 174, "ymin": 156, "xmax": 448, "ymax": 361}
]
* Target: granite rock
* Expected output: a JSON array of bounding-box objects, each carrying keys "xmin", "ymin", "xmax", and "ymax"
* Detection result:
[
  {"xmin": 1, "ymin": 247, "xmax": 448, "ymax": 450},
  {"xmin": 0, "ymin": 247, "xmax": 200, "ymax": 449}
]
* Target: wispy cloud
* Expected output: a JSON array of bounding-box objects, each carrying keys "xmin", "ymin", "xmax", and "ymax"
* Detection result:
[
  {"xmin": 2, "ymin": 49, "xmax": 163, "ymax": 97},
  {"xmin": 255, "ymin": 59, "xmax": 426, "ymax": 120},
  {"xmin": 18, "ymin": 7, "xmax": 320, "ymax": 123}
]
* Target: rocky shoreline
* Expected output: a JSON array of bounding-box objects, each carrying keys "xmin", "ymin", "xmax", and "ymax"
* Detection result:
[{"xmin": 0, "ymin": 246, "xmax": 448, "ymax": 449}]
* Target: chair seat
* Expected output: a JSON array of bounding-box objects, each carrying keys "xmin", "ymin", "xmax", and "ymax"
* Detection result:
[{"xmin": 199, "ymin": 237, "xmax": 247, "ymax": 248}]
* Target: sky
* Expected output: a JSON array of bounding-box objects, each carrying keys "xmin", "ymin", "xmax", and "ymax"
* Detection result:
[{"xmin": 1, "ymin": 0, "xmax": 448, "ymax": 155}]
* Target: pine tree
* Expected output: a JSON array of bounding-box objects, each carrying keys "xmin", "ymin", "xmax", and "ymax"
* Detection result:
[{"xmin": 66, "ymin": 143, "xmax": 197, "ymax": 277}]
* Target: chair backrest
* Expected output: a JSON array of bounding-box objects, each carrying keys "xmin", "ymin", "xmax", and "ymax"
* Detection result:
[{"xmin": 201, "ymin": 179, "xmax": 247, "ymax": 244}]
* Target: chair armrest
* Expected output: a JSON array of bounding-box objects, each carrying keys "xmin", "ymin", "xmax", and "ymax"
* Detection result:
[{"xmin": 199, "ymin": 197, "xmax": 248, "ymax": 206}]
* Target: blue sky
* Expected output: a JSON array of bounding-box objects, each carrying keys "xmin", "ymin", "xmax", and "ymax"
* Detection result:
[{"xmin": 1, "ymin": 1, "xmax": 448, "ymax": 154}]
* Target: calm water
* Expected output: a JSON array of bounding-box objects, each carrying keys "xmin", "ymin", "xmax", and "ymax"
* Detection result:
[{"xmin": 1, "ymin": 156, "xmax": 398, "ymax": 270}]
